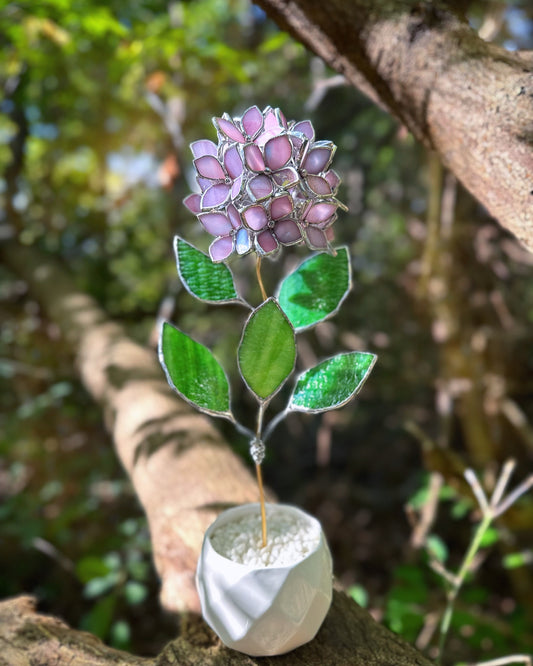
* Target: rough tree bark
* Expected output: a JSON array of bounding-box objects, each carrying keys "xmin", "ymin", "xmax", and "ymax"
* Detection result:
[
  {"xmin": 0, "ymin": 593, "xmax": 433, "ymax": 666},
  {"xmin": 0, "ymin": 240, "xmax": 434, "ymax": 665},
  {"xmin": 255, "ymin": 0, "xmax": 533, "ymax": 252}
]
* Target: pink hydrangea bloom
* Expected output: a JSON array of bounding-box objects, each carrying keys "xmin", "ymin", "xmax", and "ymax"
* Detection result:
[{"xmin": 184, "ymin": 106, "xmax": 347, "ymax": 263}]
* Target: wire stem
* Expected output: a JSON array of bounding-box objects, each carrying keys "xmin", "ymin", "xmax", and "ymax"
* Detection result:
[
  {"xmin": 255, "ymin": 462, "xmax": 267, "ymax": 547},
  {"xmin": 254, "ymin": 402, "xmax": 268, "ymax": 547},
  {"xmin": 256, "ymin": 256, "xmax": 267, "ymax": 302}
]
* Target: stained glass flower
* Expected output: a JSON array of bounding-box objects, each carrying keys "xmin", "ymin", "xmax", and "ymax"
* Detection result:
[{"xmin": 184, "ymin": 106, "xmax": 347, "ymax": 263}]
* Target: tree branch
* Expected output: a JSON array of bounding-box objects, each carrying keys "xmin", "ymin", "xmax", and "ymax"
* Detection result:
[
  {"xmin": 0, "ymin": 240, "xmax": 260, "ymax": 615},
  {"xmin": 255, "ymin": 0, "xmax": 533, "ymax": 251},
  {"xmin": 0, "ymin": 593, "xmax": 434, "ymax": 665}
]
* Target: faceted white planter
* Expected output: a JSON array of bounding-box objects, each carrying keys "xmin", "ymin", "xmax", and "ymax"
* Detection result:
[{"xmin": 196, "ymin": 503, "xmax": 332, "ymax": 656}]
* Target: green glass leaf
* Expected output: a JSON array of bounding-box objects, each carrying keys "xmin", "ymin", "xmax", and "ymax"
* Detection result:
[
  {"xmin": 159, "ymin": 322, "xmax": 231, "ymax": 417},
  {"xmin": 175, "ymin": 236, "xmax": 241, "ymax": 304},
  {"xmin": 277, "ymin": 247, "xmax": 351, "ymax": 331},
  {"xmin": 289, "ymin": 351, "xmax": 376, "ymax": 413},
  {"xmin": 238, "ymin": 298, "xmax": 296, "ymax": 401}
]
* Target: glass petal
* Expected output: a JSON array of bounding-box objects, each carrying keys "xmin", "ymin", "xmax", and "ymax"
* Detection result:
[
  {"xmin": 303, "ymin": 142, "xmax": 335, "ymax": 174},
  {"xmin": 198, "ymin": 212, "xmax": 233, "ymax": 236},
  {"xmin": 248, "ymin": 174, "xmax": 273, "ymax": 201},
  {"xmin": 305, "ymin": 226, "xmax": 329, "ymax": 250},
  {"xmin": 306, "ymin": 174, "xmax": 332, "ymax": 195},
  {"xmin": 256, "ymin": 230, "xmax": 279, "ymax": 255},
  {"xmin": 183, "ymin": 193, "xmax": 201, "ymax": 214},
  {"xmin": 235, "ymin": 227, "xmax": 252, "ymax": 255},
  {"xmin": 275, "ymin": 107, "xmax": 288, "ymax": 129},
  {"xmin": 190, "ymin": 139, "xmax": 218, "ymax": 158},
  {"xmin": 241, "ymin": 105, "xmax": 263, "ymax": 138},
  {"xmin": 194, "ymin": 155, "xmax": 225, "ymax": 180},
  {"xmin": 274, "ymin": 219, "xmax": 302, "ymax": 245},
  {"xmin": 263, "ymin": 107, "xmax": 282, "ymax": 133},
  {"xmin": 324, "ymin": 169, "xmax": 341, "ymax": 192},
  {"xmin": 272, "ymin": 167, "xmax": 299, "ymax": 188},
  {"xmin": 243, "ymin": 205, "xmax": 268, "ymax": 231},
  {"xmin": 227, "ymin": 203, "xmax": 242, "ymax": 229},
  {"xmin": 316, "ymin": 212, "xmax": 337, "ymax": 229},
  {"xmin": 305, "ymin": 202, "xmax": 337, "ymax": 224},
  {"xmin": 201, "ymin": 183, "xmax": 230, "ymax": 209},
  {"xmin": 255, "ymin": 129, "xmax": 275, "ymax": 148},
  {"xmin": 270, "ymin": 194, "xmax": 293, "ymax": 220},
  {"xmin": 223, "ymin": 145, "xmax": 243, "ymax": 180},
  {"xmin": 244, "ymin": 143, "xmax": 266, "ymax": 172},
  {"xmin": 230, "ymin": 174, "xmax": 244, "ymax": 200},
  {"xmin": 209, "ymin": 236, "xmax": 234, "ymax": 262},
  {"xmin": 264, "ymin": 135, "xmax": 292, "ymax": 170},
  {"xmin": 292, "ymin": 120, "xmax": 314, "ymax": 141},
  {"xmin": 215, "ymin": 117, "xmax": 245, "ymax": 143},
  {"xmin": 289, "ymin": 133, "xmax": 306, "ymax": 154},
  {"xmin": 197, "ymin": 176, "xmax": 211, "ymax": 192}
]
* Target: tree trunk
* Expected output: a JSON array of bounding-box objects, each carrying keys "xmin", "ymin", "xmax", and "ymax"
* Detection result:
[
  {"xmin": 255, "ymin": 0, "xmax": 533, "ymax": 252},
  {"xmin": 0, "ymin": 239, "xmax": 434, "ymax": 664}
]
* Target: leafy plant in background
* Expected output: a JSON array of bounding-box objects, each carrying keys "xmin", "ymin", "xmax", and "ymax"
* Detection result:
[
  {"xmin": 159, "ymin": 105, "xmax": 376, "ymax": 544},
  {"xmin": 433, "ymin": 462, "xmax": 533, "ymax": 665},
  {"xmin": 393, "ymin": 462, "xmax": 533, "ymax": 665},
  {"xmin": 77, "ymin": 517, "xmax": 151, "ymax": 650}
]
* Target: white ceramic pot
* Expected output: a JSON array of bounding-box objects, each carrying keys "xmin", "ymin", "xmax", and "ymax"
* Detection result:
[{"xmin": 196, "ymin": 502, "xmax": 332, "ymax": 656}]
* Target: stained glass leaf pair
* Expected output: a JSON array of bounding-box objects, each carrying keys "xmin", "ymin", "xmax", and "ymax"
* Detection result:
[{"xmin": 175, "ymin": 235, "xmax": 352, "ymax": 328}]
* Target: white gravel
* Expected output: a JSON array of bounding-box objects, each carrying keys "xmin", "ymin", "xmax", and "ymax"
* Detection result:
[{"xmin": 210, "ymin": 506, "xmax": 321, "ymax": 567}]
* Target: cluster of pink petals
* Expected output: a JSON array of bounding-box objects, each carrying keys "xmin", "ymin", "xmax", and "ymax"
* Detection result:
[{"xmin": 183, "ymin": 105, "xmax": 347, "ymax": 262}]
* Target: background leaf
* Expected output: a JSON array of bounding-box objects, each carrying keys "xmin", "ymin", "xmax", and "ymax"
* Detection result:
[
  {"xmin": 289, "ymin": 351, "xmax": 376, "ymax": 412},
  {"xmin": 159, "ymin": 322, "xmax": 231, "ymax": 416},
  {"xmin": 238, "ymin": 298, "xmax": 296, "ymax": 400},
  {"xmin": 175, "ymin": 236, "xmax": 240, "ymax": 304},
  {"xmin": 278, "ymin": 247, "xmax": 351, "ymax": 331}
]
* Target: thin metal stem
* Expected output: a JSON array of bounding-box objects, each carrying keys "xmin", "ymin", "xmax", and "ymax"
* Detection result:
[
  {"xmin": 227, "ymin": 413, "xmax": 255, "ymax": 440},
  {"xmin": 262, "ymin": 407, "xmax": 289, "ymax": 443},
  {"xmin": 255, "ymin": 401, "xmax": 267, "ymax": 547},
  {"xmin": 256, "ymin": 256, "xmax": 267, "ymax": 302},
  {"xmin": 255, "ymin": 462, "xmax": 267, "ymax": 548}
]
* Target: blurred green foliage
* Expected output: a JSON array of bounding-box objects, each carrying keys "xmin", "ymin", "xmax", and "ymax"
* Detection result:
[{"xmin": 1, "ymin": 0, "xmax": 533, "ymax": 662}]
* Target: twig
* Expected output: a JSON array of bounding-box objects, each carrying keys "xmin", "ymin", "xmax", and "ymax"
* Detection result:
[
  {"xmin": 457, "ymin": 656, "xmax": 532, "ymax": 666},
  {"xmin": 437, "ymin": 461, "xmax": 533, "ymax": 663},
  {"xmin": 494, "ymin": 475, "xmax": 533, "ymax": 518},
  {"xmin": 490, "ymin": 459, "xmax": 516, "ymax": 508},
  {"xmin": 409, "ymin": 471, "xmax": 443, "ymax": 550},
  {"xmin": 464, "ymin": 468, "xmax": 489, "ymax": 514},
  {"xmin": 416, "ymin": 610, "xmax": 440, "ymax": 651}
]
